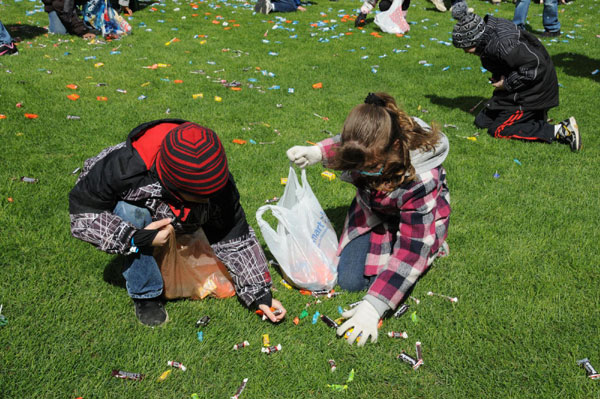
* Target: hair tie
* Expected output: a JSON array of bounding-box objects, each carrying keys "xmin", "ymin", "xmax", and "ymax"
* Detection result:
[{"xmin": 364, "ymin": 93, "xmax": 386, "ymax": 107}]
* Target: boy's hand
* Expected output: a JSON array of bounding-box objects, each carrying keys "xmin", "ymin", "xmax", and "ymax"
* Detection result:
[
  {"xmin": 492, "ymin": 75, "xmax": 505, "ymax": 90},
  {"xmin": 146, "ymin": 218, "xmax": 174, "ymax": 247},
  {"xmin": 259, "ymin": 299, "xmax": 287, "ymax": 323},
  {"xmin": 297, "ymin": 5, "xmax": 306, "ymax": 11},
  {"xmin": 82, "ymin": 33, "xmax": 96, "ymax": 40}
]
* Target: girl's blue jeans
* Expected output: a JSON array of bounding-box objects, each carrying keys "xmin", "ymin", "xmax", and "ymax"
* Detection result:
[
  {"xmin": 337, "ymin": 232, "xmax": 376, "ymax": 291},
  {"xmin": 113, "ymin": 202, "xmax": 163, "ymax": 299},
  {"xmin": 513, "ymin": 0, "xmax": 560, "ymax": 32}
]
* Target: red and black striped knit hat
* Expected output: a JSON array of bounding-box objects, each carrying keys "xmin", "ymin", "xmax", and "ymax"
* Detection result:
[{"xmin": 156, "ymin": 122, "xmax": 229, "ymax": 198}]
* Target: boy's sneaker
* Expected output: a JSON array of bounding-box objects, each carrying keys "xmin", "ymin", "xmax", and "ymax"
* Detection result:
[
  {"xmin": 541, "ymin": 30, "xmax": 561, "ymax": 37},
  {"xmin": 0, "ymin": 42, "xmax": 18, "ymax": 56},
  {"xmin": 555, "ymin": 117, "xmax": 581, "ymax": 151},
  {"xmin": 133, "ymin": 298, "xmax": 168, "ymax": 326},
  {"xmin": 254, "ymin": 0, "xmax": 272, "ymax": 14}
]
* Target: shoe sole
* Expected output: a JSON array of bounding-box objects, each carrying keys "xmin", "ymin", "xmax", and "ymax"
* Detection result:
[
  {"xmin": 430, "ymin": 0, "xmax": 447, "ymax": 12},
  {"xmin": 138, "ymin": 310, "xmax": 169, "ymax": 327},
  {"xmin": 568, "ymin": 116, "xmax": 581, "ymax": 151},
  {"xmin": 134, "ymin": 304, "xmax": 169, "ymax": 327}
]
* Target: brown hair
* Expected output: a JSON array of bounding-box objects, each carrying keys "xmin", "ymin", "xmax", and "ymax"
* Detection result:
[{"xmin": 328, "ymin": 92, "xmax": 441, "ymax": 191}]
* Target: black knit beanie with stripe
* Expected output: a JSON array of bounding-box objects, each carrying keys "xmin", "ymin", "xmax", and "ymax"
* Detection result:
[
  {"xmin": 156, "ymin": 122, "xmax": 229, "ymax": 198},
  {"xmin": 452, "ymin": 1, "xmax": 486, "ymax": 49}
]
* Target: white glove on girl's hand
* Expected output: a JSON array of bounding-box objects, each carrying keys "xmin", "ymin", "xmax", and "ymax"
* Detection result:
[
  {"xmin": 336, "ymin": 301, "xmax": 379, "ymax": 346},
  {"xmin": 286, "ymin": 145, "xmax": 322, "ymax": 168},
  {"xmin": 360, "ymin": 2, "xmax": 374, "ymax": 14}
]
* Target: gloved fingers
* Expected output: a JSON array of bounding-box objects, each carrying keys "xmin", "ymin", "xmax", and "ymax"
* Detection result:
[
  {"xmin": 366, "ymin": 330, "xmax": 378, "ymax": 345},
  {"xmin": 356, "ymin": 333, "xmax": 368, "ymax": 347},
  {"xmin": 370, "ymin": 332, "xmax": 378, "ymax": 344},
  {"xmin": 336, "ymin": 319, "xmax": 355, "ymax": 337},
  {"xmin": 286, "ymin": 146, "xmax": 303, "ymax": 162},
  {"xmin": 346, "ymin": 327, "xmax": 362, "ymax": 345},
  {"xmin": 292, "ymin": 156, "xmax": 308, "ymax": 168},
  {"xmin": 341, "ymin": 308, "xmax": 357, "ymax": 319}
]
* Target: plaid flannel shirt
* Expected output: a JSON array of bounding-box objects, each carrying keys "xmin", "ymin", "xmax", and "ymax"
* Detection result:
[{"xmin": 318, "ymin": 135, "xmax": 450, "ymax": 309}]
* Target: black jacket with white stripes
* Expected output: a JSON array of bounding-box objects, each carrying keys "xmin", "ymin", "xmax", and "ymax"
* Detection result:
[
  {"xmin": 69, "ymin": 119, "xmax": 272, "ymax": 307},
  {"xmin": 477, "ymin": 15, "xmax": 559, "ymax": 111}
]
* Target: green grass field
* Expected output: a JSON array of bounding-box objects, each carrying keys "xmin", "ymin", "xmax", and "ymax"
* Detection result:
[{"xmin": 0, "ymin": 0, "xmax": 599, "ymax": 397}]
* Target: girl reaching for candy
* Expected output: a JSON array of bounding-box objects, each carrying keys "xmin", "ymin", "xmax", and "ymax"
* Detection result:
[{"xmin": 286, "ymin": 92, "xmax": 450, "ymax": 346}]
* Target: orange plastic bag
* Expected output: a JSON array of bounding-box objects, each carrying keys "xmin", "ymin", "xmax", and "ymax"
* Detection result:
[{"xmin": 154, "ymin": 228, "xmax": 236, "ymax": 300}]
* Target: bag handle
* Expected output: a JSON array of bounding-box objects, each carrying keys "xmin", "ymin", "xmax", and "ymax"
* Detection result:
[{"xmin": 256, "ymin": 204, "xmax": 294, "ymax": 236}]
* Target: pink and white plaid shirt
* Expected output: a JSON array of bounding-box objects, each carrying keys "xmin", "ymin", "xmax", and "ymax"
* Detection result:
[{"xmin": 318, "ymin": 135, "xmax": 451, "ymax": 309}]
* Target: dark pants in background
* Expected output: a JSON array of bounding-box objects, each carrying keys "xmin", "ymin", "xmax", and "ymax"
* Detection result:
[
  {"xmin": 475, "ymin": 107, "xmax": 555, "ymax": 143},
  {"xmin": 273, "ymin": 0, "xmax": 298, "ymax": 12}
]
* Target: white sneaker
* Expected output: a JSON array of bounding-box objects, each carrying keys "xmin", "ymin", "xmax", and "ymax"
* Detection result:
[
  {"xmin": 254, "ymin": 0, "xmax": 272, "ymax": 14},
  {"xmin": 430, "ymin": 0, "xmax": 447, "ymax": 12}
]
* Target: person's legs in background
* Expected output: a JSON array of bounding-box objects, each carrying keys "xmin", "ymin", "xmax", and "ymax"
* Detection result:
[
  {"xmin": 0, "ymin": 20, "xmax": 13, "ymax": 44},
  {"xmin": 272, "ymin": 0, "xmax": 297, "ymax": 12},
  {"xmin": 47, "ymin": 11, "xmax": 68, "ymax": 34},
  {"xmin": 0, "ymin": 20, "xmax": 18, "ymax": 55},
  {"xmin": 541, "ymin": 0, "xmax": 560, "ymax": 34},
  {"xmin": 513, "ymin": 0, "xmax": 531, "ymax": 30}
]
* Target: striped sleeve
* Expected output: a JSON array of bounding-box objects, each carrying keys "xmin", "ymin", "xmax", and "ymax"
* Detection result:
[{"xmin": 211, "ymin": 228, "xmax": 272, "ymax": 307}]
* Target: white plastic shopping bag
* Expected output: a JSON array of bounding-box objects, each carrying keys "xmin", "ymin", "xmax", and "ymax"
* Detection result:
[
  {"xmin": 256, "ymin": 166, "xmax": 338, "ymax": 291},
  {"xmin": 374, "ymin": 0, "xmax": 410, "ymax": 34}
]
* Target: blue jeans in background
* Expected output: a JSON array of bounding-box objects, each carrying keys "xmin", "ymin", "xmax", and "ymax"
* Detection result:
[
  {"xmin": 0, "ymin": 20, "xmax": 13, "ymax": 44},
  {"xmin": 513, "ymin": 0, "xmax": 560, "ymax": 32},
  {"xmin": 272, "ymin": 0, "xmax": 298, "ymax": 13},
  {"xmin": 337, "ymin": 232, "xmax": 376, "ymax": 292},
  {"xmin": 113, "ymin": 202, "xmax": 164, "ymax": 299},
  {"xmin": 48, "ymin": 11, "xmax": 68, "ymax": 34}
]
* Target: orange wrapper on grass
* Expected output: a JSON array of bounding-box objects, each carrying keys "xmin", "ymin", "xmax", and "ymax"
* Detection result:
[
  {"xmin": 232, "ymin": 139, "xmax": 247, "ymax": 145},
  {"xmin": 97, "ymin": 96, "xmax": 108, "ymax": 101},
  {"xmin": 0, "ymin": 114, "xmax": 6, "ymax": 119},
  {"xmin": 24, "ymin": 113, "xmax": 38, "ymax": 119},
  {"xmin": 293, "ymin": 317, "xmax": 300, "ymax": 325},
  {"xmin": 299, "ymin": 289, "xmax": 312, "ymax": 295},
  {"xmin": 255, "ymin": 307, "xmax": 276, "ymax": 316},
  {"xmin": 173, "ymin": 80, "xmax": 183, "ymax": 84},
  {"xmin": 312, "ymin": 82, "xmax": 323, "ymax": 89},
  {"xmin": 66, "ymin": 84, "xmax": 78, "ymax": 90},
  {"xmin": 67, "ymin": 94, "xmax": 80, "ymax": 101},
  {"xmin": 230, "ymin": 87, "xmax": 241, "ymax": 91}
]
